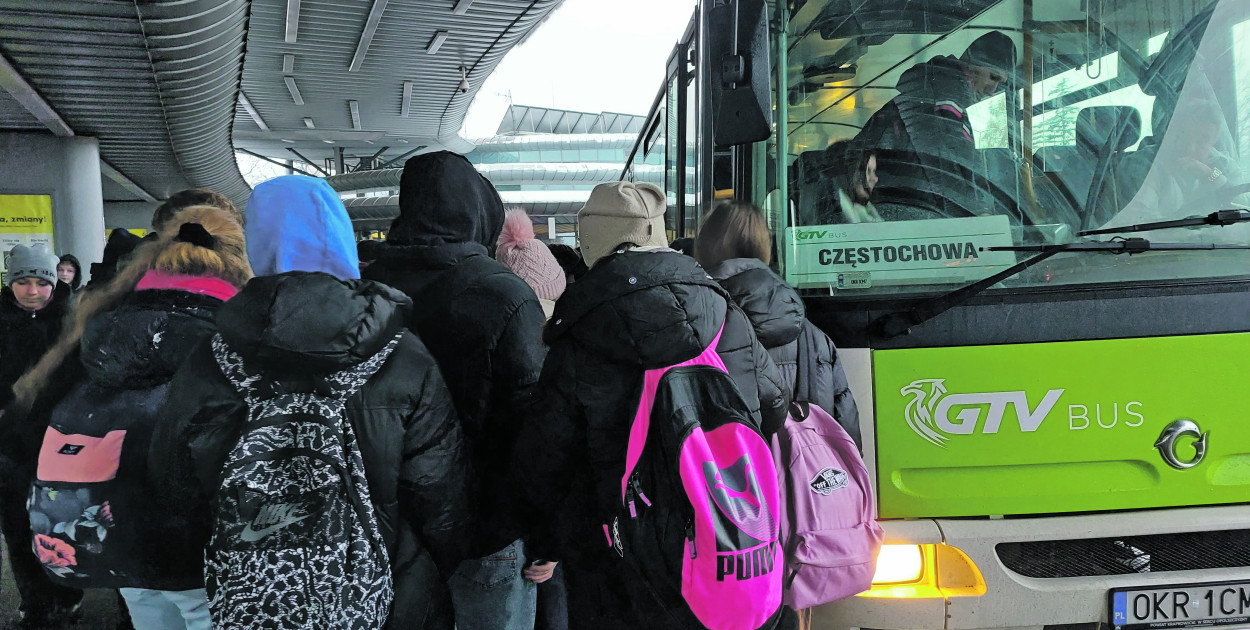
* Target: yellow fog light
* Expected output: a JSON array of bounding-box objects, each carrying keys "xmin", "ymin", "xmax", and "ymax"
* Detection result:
[
  {"xmin": 872, "ymin": 544, "xmax": 925, "ymax": 584},
  {"xmin": 860, "ymin": 544, "xmax": 987, "ymax": 599}
]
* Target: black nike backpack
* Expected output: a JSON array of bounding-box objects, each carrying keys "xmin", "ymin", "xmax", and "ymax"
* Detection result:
[{"xmin": 205, "ymin": 332, "xmax": 400, "ymax": 630}]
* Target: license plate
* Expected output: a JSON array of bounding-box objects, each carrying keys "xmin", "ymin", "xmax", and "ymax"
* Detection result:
[{"xmin": 1111, "ymin": 581, "xmax": 1250, "ymax": 630}]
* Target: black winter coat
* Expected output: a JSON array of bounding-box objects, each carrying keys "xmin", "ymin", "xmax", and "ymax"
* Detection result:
[
  {"xmin": 709, "ymin": 259, "xmax": 862, "ymax": 447},
  {"xmin": 149, "ymin": 273, "xmax": 474, "ymax": 628},
  {"xmin": 515, "ymin": 250, "xmax": 789, "ymax": 563},
  {"xmin": 364, "ymin": 242, "xmax": 546, "ymax": 555},
  {"xmin": 366, "ymin": 151, "xmax": 546, "ymax": 556},
  {"xmin": 0, "ymin": 282, "xmax": 72, "ymax": 410},
  {"xmin": 24, "ymin": 288, "xmax": 226, "ymax": 590}
]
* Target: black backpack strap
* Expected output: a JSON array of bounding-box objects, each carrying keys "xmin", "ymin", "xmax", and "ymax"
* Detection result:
[
  {"xmin": 211, "ymin": 333, "xmax": 262, "ymax": 406},
  {"xmin": 321, "ymin": 333, "xmax": 404, "ymax": 401},
  {"xmin": 212, "ymin": 332, "xmax": 404, "ymax": 406}
]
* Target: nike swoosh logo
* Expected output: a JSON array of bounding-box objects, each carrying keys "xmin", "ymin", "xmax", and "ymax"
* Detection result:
[{"xmin": 239, "ymin": 514, "xmax": 311, "ymax": 542}]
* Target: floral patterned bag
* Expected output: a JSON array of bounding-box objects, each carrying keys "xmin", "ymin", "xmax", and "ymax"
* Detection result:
[{"xmin": 28, "ymin": 382, "xmax": 161, "ymax": 587}]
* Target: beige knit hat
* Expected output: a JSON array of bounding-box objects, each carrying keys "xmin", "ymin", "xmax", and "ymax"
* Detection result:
[{"xmin": 577, "ymin": 181, "xmax": 668, "ymax": 268}]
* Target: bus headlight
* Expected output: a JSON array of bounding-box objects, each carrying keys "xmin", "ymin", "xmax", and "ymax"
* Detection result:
[
  {"xmin": 861, "ymin": 544, "xmax": 987, "ymax": 599},
  {"xmin": 872, "ymin": 544, "xmax": 925, "ymax": 584}
]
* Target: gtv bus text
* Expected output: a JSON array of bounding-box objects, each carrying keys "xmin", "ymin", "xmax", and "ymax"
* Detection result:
[
  {"xmin": 938, "ymin": 394, "xmax": 1145, "ymax": 433},
  {"xmin": 908, "ymin": 383, "xmax": 1146, "ymax": 437}
]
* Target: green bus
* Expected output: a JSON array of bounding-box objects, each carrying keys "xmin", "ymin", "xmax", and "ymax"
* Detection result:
[{"xmin": 624, "ymin": 0, "xmax": 1250, "ymax": 628}]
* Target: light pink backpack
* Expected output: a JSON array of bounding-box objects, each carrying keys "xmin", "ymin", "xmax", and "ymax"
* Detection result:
[
  {"xmin": 770, "ymin": 401, "xmax": 883, "ymax": 609},
  {"xmin": 611, "ymin": 324, "xmax": 783, "ymax": 630}
]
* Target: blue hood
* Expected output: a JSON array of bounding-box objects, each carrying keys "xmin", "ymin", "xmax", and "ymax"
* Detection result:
[{"xmin": 246, "ymin": 175, "xmax": 359, "ymax": 280}]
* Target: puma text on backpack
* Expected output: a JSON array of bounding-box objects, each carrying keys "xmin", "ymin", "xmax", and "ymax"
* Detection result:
[
  {"xmin": 770, "ymin": 401, "xmax": 882, "ymax": 609},
  {"xmin": 207, "ymin": 333, "xmax": 400, "ymax": 630},
  {"xmin": 610, "ymin": 323, "xmax": 783, "ymax": 630}
]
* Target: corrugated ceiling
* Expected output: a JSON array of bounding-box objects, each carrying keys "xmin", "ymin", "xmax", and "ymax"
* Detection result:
[
  {"xmin": 234, "ymin": 0, "xmax": 563, "ymax": 168},
  {"xmin": 0, "ymin": 0, "xmax": 564, "ymax": 208},
  {"xmin": 0, "ymin": 0, "xmax": 252, "ymax": 205},
  {"xmin": 0, "ymin": 0, "xmax": 193, "ymax": 200}
]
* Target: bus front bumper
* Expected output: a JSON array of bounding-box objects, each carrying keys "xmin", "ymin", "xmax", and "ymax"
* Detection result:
[{"xmin": 811, "ymin": 504, "xmax": 1250, "ymax": 630}]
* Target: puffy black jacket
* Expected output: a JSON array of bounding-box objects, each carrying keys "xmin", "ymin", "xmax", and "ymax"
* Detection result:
[
  {"xmin": 149, "ymin": 273, "xmax": 473, "ymax": 628},
  {"xmin": 364, "ymin": 151, "xmax": 546, "ymax": 555},
  {"xmin": 24, "ymin": 288, "xmax": 226, "ymax": 590},
  {"xmin": 709, "ymin": 259, "xmax": 862, "ymax": 447},
  {"xmin": 515, "ymin": 250, "xmax": 789, "ymax": 562},
  {"xmin": 0, "ymin": 282, "xmax": 72, "ymax": 410}
]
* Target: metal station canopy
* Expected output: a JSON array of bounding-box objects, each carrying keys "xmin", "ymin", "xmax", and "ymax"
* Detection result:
[
  {"xmin": 0, "ymin": 0, "xmax": 563, "ymax": 207},
  {"xmin": 233, "ymin": 0, "xmax": 563, "ymax": 179}
]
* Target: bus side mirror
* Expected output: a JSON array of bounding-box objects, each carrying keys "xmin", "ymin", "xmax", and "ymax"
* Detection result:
[{"xmin": 707, "ymin": 0, "xmax": 773, "ymax": 148}]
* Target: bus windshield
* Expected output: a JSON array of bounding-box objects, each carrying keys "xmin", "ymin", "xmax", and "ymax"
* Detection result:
[{"xmin": 776, "ymin": 0, "xmax": 1250, "ymax": 295}]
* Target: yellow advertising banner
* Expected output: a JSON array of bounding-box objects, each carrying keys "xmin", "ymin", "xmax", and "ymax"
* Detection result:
[{"xmin": 0, "ymin": 195, "xmax": 56, "ymax": 274}]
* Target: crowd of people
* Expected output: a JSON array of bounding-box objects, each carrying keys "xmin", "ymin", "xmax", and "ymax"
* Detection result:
[{"xmin": 0, "ymin": 149, "xmax": 859, "ymax": 630}]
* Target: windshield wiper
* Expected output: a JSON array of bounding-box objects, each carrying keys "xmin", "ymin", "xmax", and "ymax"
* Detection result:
[
  {"xmin": 1080, "ymin": 209, "xmax": 1250, "ymax": 237},
  {"xmin": 868, "ymin": 238, "xmax": 1250, "ymax": 339}
]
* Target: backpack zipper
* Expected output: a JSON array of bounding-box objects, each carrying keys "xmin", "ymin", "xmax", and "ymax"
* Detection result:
[
  {"xmin": 631, "ymin": 477, "xmax": 652, "ymax": 507},
  {"xmin": 625, "ymin": 475, "xmax": 653, "ymax": 519},
  {"xmin": 685, "ymin": 519, "xmax": 696, "ymax": 559}
]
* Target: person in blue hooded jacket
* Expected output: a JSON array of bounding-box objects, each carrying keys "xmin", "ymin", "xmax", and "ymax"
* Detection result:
[
  {"xmin": 242, "ymin": 175, "xmax": 362, "ymax": 281},
  {"xmin": 150, "ymin": 176, "xmax": 475, "ymax": 629}
]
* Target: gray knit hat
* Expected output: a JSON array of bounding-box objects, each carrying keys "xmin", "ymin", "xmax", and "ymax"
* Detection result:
[
  {"xmin": 577, "ymin": 181, "xmax": 668, "ymax": 268},
  {"xmin": 7, "ymin": 243, "xmax": 59, "ymax": 285}
]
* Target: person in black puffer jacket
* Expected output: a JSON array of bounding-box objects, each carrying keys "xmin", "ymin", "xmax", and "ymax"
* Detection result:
[
  {"xmin": 149, "ymin": 176, "xmax": 475, "ymax": 630},
  {"xmin": 10, "ymin": 206, "xmax": 251, "ymax": 629},
  {"xmin": 694, "ymin": 200, "xmax": 861, "ymax": 448},
  {"xmin": 513, "ymin": 182, "xmax": 789, "ymax": 630},
  {"xmin": 363, "ymin": 151, "xmax": 547, "ymax": 629},
  {"xmin": 12, "ymin": 205, "xmax": 250, "ymax": 625}
]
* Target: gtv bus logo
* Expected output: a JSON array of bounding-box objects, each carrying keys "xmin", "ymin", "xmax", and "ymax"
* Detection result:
[{"xmin": 900, "ymin": 379, "xmax": 1065, "ymax": 448}]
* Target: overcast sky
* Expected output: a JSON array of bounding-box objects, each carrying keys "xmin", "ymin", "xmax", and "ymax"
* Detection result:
[{"xmin": 461, "ymin": 0, "xmax": 697, "ymax": 138}]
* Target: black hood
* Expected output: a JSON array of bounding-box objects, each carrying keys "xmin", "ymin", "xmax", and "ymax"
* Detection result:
[
  {"xmin": 545, "ymin": 250, "xmax": 728, "ymax": 368},
  {"xmin": 81, "ymin": 290, "xmax": 222, "ymax": 389},
  {"xmin": 216, "ymin": 272, "xmax": 412, "ymax": 373},
  {"xmin": 388, "ymin": 151, "xmax": 504, "ymax": 251},
  {"xmin": 708, "ymin": 258, "xmax": 805, "ymax": 349}
]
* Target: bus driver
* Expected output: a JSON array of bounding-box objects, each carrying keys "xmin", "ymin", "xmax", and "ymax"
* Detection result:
[{"xmin": 856, "ymin": 31, "xmax": 1018, "ymax": 221}]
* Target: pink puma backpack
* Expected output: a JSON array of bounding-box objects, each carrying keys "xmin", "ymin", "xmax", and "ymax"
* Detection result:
[
  {"xmin": 771, "ymin": 401, "xmax": 883, "ymax": 609},
  {"xmin": 608, "ymin": 324, "xmax": 783, "ymax": 630}
]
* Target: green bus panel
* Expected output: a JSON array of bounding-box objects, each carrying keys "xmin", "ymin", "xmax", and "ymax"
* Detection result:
[{"xmin": 872, "ymin": 333, "xmax": 1250, "ymax": 518}]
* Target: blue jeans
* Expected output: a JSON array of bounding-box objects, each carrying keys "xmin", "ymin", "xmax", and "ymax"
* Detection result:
[
  {"xmin": 118, "ymin": 587, "xmax": 211, "ymax": 630},
  {"xmin": 448, "ymin": 538, "xmax": 536, "ymax": 630}
]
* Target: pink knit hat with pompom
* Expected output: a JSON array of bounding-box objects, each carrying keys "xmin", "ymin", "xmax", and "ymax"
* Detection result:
[{"xmin": 496, "ymin": 210, "xmax": 567, "ymax": 301}]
